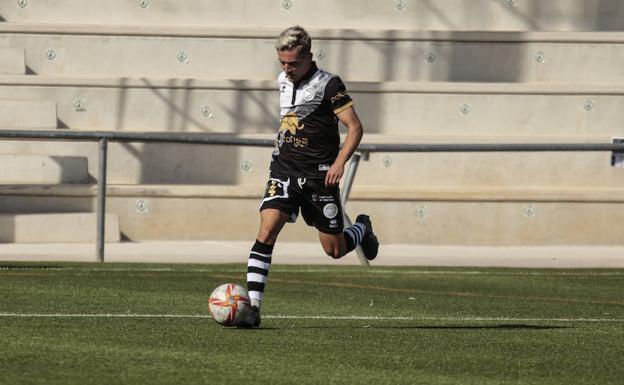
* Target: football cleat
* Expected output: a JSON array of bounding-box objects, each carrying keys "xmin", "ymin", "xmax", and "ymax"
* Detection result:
[
  {"xmin": 356, "ymin": 214, "xmax": 379, "ymax": 261},
  {"xmin": 238, "ymin": 306, "xmax": 261, "ymax": 328}
]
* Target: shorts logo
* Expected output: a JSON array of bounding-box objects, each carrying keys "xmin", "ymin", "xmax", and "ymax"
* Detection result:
[
  {"xmin": 268, "ymin": 181, "xmax": 278, "ymax": 197},
  {"xmin": 323, "ymin": 203, "xmax": 339, "ymax": 219}
]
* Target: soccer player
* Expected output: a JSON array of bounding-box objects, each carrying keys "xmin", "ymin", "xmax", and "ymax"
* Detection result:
[{"xmin": 240, "ymin": 26, "xmax": 379, "ymax": 328}]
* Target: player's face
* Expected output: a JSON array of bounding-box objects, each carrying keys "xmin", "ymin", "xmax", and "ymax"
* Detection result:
[{"xmin": 278, "ymin": 47, "xmax": 312, "ymax": 83}]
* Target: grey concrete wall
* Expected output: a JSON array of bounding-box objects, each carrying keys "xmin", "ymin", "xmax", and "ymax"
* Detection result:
[
  {"xmin": 0, "ymin": 154, "xmax": 89, "ymax": 183},
  {"xmin": 0, "ymin": 48, "xmax": 24, "ymax": 74},
  {"xmin": 0, "ymin": 79, "xmax": 620, "ymax": 135},
  {"xmin": 3, "ymin": 185, "xmax": 623, "ymax": 245},
  {"xmin": 0, "ymin": 213, "xmax": 119, "ymax": 242},
  {"xmin": 2, "ymin": 0, "xmax": 624, "ymax": 31},
  {"xmin": 0, "ymin": 99, "xmax": 56, "ymax": 128},
  {"xmin": 1, "ymin": 29, "xmax": 623, "ymax": 82}
]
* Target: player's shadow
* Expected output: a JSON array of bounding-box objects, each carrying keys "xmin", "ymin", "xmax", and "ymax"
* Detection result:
[
  {"xmin": 265, "ymin": 324, "xmax": 569, "ymax": 331},
  {"xmin": 232, "ymin": 325, "xmax": 569, "ymax": 331},
  {"xmin": 370, "ymin": 324, "xmax": 569, "ymax": 330}
]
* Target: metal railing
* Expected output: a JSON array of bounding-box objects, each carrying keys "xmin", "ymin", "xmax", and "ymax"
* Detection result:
[{"xmin": 1, "ymin": 129, "xmax": 623, "ymax": 264}]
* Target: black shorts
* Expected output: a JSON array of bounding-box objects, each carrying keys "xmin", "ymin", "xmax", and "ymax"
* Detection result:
[{"xmin": 259, "ymin": 173, "xmax": 344, "ymax": 234}]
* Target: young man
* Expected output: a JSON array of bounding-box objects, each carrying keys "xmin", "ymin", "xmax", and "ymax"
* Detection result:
[{"xmin": 241, "ymin": 26, "xmax": 379, "ymax": 328}]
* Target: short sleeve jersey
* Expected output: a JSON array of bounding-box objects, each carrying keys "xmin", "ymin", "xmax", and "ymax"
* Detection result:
[{"xmin": 270, "ymin": 62, "xmax": 353, "ymax": 178}]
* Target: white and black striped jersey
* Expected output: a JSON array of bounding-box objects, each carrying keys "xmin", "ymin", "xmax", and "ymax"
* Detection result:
[{"xmin": 270, "ymin": 62, "xmax": 353, "ymax": 179}]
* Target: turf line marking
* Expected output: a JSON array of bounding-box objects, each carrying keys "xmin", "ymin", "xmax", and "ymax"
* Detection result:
[{"xmin": 0, "ymin": 313, "xmax": 623, "ymax": 323}]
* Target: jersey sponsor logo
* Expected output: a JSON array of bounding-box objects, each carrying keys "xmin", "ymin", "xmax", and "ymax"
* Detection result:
[
  {"xmin": 318, "ymin": 164, "xmax": 330, "ymax": 171},
  {"xmin": 282, "ymin": 135, "xmax": 308, "ymax": 148},
  {"xmin": 278, "ymin": 112, "xmax": 309, "ymax": 148},
  {"xmin": 330, "ymin": 91, "xmax": 349, "ymax": 104},
  {"xmin": 279, "ymin": 112, "xmax": 304, "ymax": 135},
  {"xmin": 323, "ymin": 203, "xmax": 339, "ymax": 219}
]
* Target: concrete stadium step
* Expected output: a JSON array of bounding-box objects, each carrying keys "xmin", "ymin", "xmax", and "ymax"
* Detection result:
[
  {"xmin": 0, "ymin": 184, "xmax": 622, "ymax": 245},
  {"xmin": 0, "ymin": 48, "xmax": 24, "ymax": 74},
  {"xmin": 0, "ymin": 76, "xmax": 621, "ymax": 136},
  {"xmin": 0, "ymin": 99, "xmax": 56, "ymax": 128},
  {"xmin": 0, "ymin": 134, "xmax": 620, "ymax": 187},
  {"xmin": 0, "ymin": 154, "xmax": 89, "ymax": 183},
  {"xmin": 2, "ymin": 24, "xmax": 624, "ymax": 82},
  {"xmin": 0, "ymin": 138, "xmax": 272, "ymax": 185},
  {"xmin": 1, "ymin": 0, "xmax": 623, "ymax": 31},
  {"xmin": 0, "ymin": 213, "xmax": 120, "ymax": 243}
]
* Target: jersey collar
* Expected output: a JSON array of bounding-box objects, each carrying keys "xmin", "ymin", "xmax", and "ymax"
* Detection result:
[{"xmin": 293, "ymin": 61, "xmax": 318, "ymax": 88}]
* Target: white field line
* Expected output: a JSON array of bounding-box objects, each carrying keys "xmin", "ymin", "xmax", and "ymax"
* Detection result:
[
  {"xmin": 1, "ymin": 266, "xmax": 623, "ymax": 277},
  {"xmin": 0, "ymin": 313, "xmax": 623, "ymax": 323}
]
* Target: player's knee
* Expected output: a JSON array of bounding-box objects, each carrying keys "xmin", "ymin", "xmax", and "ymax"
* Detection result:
[
  {"xmin": 323, "ymin": 246, "xmax": 343, "ymax": 259},
  {"xmin": 257, "ymin": 229, "xmax": 279, "ymax": 245}
]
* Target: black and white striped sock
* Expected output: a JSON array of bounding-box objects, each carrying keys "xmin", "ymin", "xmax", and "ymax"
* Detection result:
[
  {"xmin": 343, "ymin": 222, "xmax": 366, "ymax": 253},
  {"xmin": 246, "ymin": 240, "xmax": 274, "ymax": 309}
]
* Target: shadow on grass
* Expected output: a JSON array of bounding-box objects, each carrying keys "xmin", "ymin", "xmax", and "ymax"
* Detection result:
[
  {"xmin": 250, "ymin": 324, "xmax": 569, "ymax": 331},
  {"xmin": 373, "ymin": 324, "xmax": 569, "ymax": 330}
]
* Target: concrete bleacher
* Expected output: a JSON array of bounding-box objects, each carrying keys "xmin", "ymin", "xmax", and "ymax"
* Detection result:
[
  {"xmin": 2, "ymin": 24, "xmax": 624, "ymax": 83},
  {"xmin": 0, "ymin": 47, "xmax": 24, "ymax": 74},
  {"xmin": 0, "ymin": 213, "xmax": 120, "ymax": 243},
  {"xmin": 1, "ymin": 1, "xmax": 624, "ymax": 247},
  {"xmin": 0, "ymin": 99, "xmax": 56, "ymax": 128},
  {"xmin": 2, "ymin": 0, "xmax": 623, "ymax": 31},
  {"xmin": 0, "ymin": 154, "xmax": 89, "ymax": 184}
]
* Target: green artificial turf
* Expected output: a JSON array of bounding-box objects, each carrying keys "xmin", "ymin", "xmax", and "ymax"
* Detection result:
[{"xmin": 0, "ymin": 263, "xmax": 622, "ymax": 385}]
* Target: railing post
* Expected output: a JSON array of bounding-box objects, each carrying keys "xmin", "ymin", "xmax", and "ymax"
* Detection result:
[
  {"xmin": 96, "ymin": 138, "xmax": 108, "ymax": 263},
  {"xmin": 341, "ymin": 152, "xmax": 369, "ymax": 266}
]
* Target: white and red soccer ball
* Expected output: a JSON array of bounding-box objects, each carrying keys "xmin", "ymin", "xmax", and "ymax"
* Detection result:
[{"xmin": 208, "ymin": 283, "xmax": 251, "ymax": 326}]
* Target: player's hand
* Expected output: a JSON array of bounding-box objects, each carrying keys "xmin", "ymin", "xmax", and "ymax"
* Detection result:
[{"xmin": 325, "ymin": 163, "xmax": 344, "ymax": 187}]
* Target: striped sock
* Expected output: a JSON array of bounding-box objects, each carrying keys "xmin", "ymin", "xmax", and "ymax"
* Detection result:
[
  {"xmin": 343, "ymin": 223, "xmax": 366, "ymax": 253},
  {"xmin": 246, "ymin": 240, "xmax": 274, "ymax": 309}
]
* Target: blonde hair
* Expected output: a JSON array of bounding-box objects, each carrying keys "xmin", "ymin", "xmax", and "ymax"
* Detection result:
[{"xmin": 275, "ymin": 25, "xmax": 311, "ymax": 56}]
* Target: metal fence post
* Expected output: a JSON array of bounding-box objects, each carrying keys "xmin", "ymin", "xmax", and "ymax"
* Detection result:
[
  {"xmin": 96, "ymin": 138, "xmax": 108, "ymax": 262},
  {"xmin": 340, "ymin": 152, "xmax": 369, "ymax": 266}
]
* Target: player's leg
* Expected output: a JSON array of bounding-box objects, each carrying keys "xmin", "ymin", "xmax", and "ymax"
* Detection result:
[
  {"xmin": 242, "ymin": 176, "xmax": 297, "ymax": 328},
  {"xmin": 318, "ymin": 230, "xmax": 347, "ymax": 259},
  {"xmin": 242, "ymin": 209, "xmax": 288, "ymax": 328},
  {"xmin": 300, "ymin": 178, "xmax": 378, "ymax": 260},
  {"xmin": 318, "ymin": 217, "xmax": 377, "ymax": 260},
  {"xmin": 256, "ymin": 207, "xmax": 289, "ymax": 245},
  {"xmin": 353, "ymin": 214, "xmax": 380, "ymax": 261},
  {"xmin": 248, "ymin": 208, "xmax": 289, "ymax": 309}
]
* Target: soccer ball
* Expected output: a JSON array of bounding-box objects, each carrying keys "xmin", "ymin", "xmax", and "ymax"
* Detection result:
[{"xmin": 208, "ymin": 283, "xmax": 251, "ymax": 326}]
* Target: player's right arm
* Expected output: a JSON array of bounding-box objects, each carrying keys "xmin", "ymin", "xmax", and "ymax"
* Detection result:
[{"xmin": 325, "ymin": 106, "xmax": 363, "ymax": 187}]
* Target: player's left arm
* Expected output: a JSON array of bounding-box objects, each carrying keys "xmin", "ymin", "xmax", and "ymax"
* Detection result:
[{"xmin": 325, "ymin": 106, "xmax": 363, "ymax": 187}]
